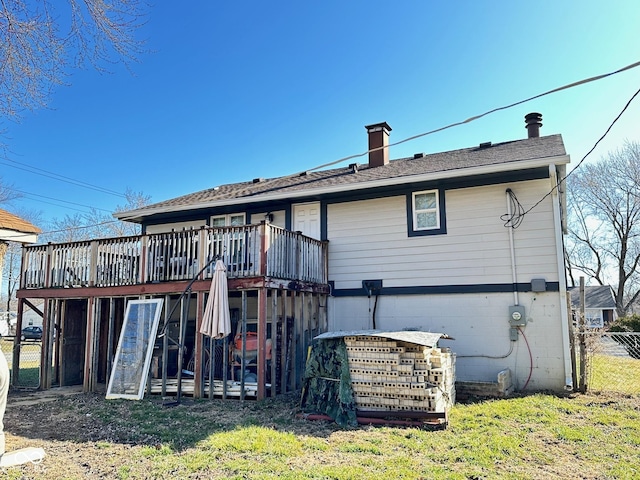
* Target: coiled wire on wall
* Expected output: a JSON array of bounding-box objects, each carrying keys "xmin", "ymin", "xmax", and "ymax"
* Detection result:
[{"xmin": 501, "ymin": 188, "xmax": 525, "ymax": 229}]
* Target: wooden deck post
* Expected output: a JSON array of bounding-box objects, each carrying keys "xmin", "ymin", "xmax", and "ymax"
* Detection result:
[
  {"xmin": 140, "ymin": 235, "xmax": 148, "ymax": 284},
  {"xmin": 259, "ymin": 221, "xmax": 268, "ymax": 277},
  {"xmin": 322, "ymin": 241, "xmax": 329, "ymax": 284},
  {"xmin": 193, "ymin": 290, "xmax": 204, "ymax": 398},
  {"xmin": 89, "ymin": 240, "xmax": 98, "ymax": 287},
  {"xmin": 83, "ymin": 297, "xmax": 96, "ymax": 393},
  {"xmin": 107, "ymin": 298, "xmax": 116, "ymax": 383},
  {"xmin": 292, "ymin": 292, "xmax": 301, "ymax": 390},
  {"xmin": 45, "ymin": 243, "xmax": 53, "ymax": 288},
  {"xmin": 270, "ymin": 289, "xmax": 278, "ymax": 397},
  {"xmin": 198, "ymin": 227, "xmax": 206, "ymax": 279},
  {"xmin": 281, "ymin": 290, "xmax": 289, "ymax": 394},
  {"xmin": 257, "ymin": 287, "xmax": 267, "ymax": 400},
  {"xmin": 13, "ymin": 299, "xmax": 24, "ymax": 387}
]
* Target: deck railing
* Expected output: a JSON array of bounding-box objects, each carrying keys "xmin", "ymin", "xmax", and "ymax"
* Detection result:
[{"xmin": 20, "ymin": 223, "xmax": 328, "ymax": 289}]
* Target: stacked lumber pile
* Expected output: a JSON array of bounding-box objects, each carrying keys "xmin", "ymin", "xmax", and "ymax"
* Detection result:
[{"xmin": 345, "ymin": 335, "xmax": 455, "ymax": 413}]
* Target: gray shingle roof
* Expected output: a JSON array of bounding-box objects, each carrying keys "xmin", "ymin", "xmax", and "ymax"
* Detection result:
[
  {"xmin": 120, "ymin": 134, "xmax": 566, "ymax": 219},
  {"xmin": 569, "ymin": 286, "xmax": 617, "ymax": 310}
]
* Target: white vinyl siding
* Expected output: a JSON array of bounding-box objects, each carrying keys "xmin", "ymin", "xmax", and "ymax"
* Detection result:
[
  {"xmin": 327, "ymin": 179, "xmax": 559, "ymax": 289},
  {"xmin": 145, "ymin": 220, "xmax": 207, "ymax": 234}
]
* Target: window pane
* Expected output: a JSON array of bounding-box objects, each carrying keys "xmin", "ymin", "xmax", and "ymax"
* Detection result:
[
  {"xmin": 415, "ymin": 192, "xmax": 436, "ymax": 210},
  {"xmin": 211, "ymin": 217, "xmax": 226, "ymax": 227},
  {"xmin": 230, "ymin": 215, "xmax": 244, "ymax": 226},
  {"xmin": 417, "ymin": 212, "xmax": 437, "ymax": 229}
]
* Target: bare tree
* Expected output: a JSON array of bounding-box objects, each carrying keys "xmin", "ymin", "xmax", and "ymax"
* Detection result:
[
  {"xmin": 1, "ymin": 0, "xmax": 148, "ymax": 121},
  {"xmin": 45, "ymin": 212, "xmax": 90, "ymax": 243},
  {"xmin": 105, "ymin": 188, "xmax": 151, "ymax": 237},
  {"xmin": 0, "ymin": 176, "xmax": 21, "ymax": 204},
  {"xmin": 565, "ymin": 141, "xmax": 640, "ymax": 316},
  {"xmin": 44, "ymin": 187, "xmax": 150, "ymax": 243}
]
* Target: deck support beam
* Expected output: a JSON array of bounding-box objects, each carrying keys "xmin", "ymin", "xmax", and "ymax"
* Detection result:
[{"xmin": 257, "ymin": 287, "xmax": 267, "ymax": 400}]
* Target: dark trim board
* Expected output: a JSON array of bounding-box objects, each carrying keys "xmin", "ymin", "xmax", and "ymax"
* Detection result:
[
  {"xmin": 329, "ymin": 281, "xmax": 560, "ymax": 297},
  {"xmin": 140, "ymin": 167, "xmax": 550, "ymax": 231},
  {"xmin": 321, "ymin": 167, "xmax": 550, "ymax": 206}
]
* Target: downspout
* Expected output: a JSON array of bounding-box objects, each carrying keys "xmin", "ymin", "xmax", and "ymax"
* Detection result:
[
  {"xmin": 506, "ymin": 189, "xmax": 519, "ymax": 306},
  {"xmin": 550, "ymin": 164, "xmax": 574, "ymax": 390}
]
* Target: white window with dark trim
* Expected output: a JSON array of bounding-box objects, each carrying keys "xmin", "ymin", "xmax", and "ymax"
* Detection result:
[
  {"xmin": 210, "ymin": 213, "xmax": 245, "ymax": 227},
  {"xmin": 210, "ymin": 213, "xmax": 248, "ymax": 271},
  {"xmin": 412, "ymin": 190, "xmax": 440, "ymax": 231}
]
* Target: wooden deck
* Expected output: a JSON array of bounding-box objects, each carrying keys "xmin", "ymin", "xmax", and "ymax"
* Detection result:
[{"xmin": 19, "ymin": 222, "xmax": 328, "ymax": 292}]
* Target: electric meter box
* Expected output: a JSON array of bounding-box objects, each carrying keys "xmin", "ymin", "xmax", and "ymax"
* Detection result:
[{"xmin": 508, "ymin": 305, "xmax": 527, "ymax": 327}]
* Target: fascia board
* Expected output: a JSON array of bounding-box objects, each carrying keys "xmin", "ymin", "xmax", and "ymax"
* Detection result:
[
  {"xmin": 0, "ymin": 229, "xmax": 38, "ymax": 244},
  {"xmin": 117, "ymin": 154, "xmax": 570, "ymax": 222}
]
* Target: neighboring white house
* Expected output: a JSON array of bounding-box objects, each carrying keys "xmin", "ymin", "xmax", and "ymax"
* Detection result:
[
  {"xmin": 0, "ymin": 209, "xmax": 41, "ymax": 337},
  {"xmin": 0, "ymin": 312, "xmax": 16, "ymax": 336},
  {"xmin": 116, "ymin": 114, "xmax": 573, "ymax": 392},
  {"xmin": 568, "ymin": 285, "xmax": 617, "ymax": 328}
]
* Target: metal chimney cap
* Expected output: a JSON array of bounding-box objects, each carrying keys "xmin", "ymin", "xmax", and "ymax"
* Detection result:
[
  {"xmin": 525, "ymin": 112, "xmax": 543, "ymax": 123},
  {"xmin": 524, "ymin": 112, "xmax": 543, "ymax": 138},
  {"xmin": 365, "ymin": 122, "xmax": 392, "ymax": 133}
]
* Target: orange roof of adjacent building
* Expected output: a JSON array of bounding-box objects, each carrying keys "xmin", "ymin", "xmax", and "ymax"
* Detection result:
[{"xmin": 0, "ymin": 209, "xmax": 41, "ymax": 235}]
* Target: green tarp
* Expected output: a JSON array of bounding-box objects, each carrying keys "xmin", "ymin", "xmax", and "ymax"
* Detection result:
[{"xmin": 300, "ymin": 338, "xmax": 357, "ymax": 427}]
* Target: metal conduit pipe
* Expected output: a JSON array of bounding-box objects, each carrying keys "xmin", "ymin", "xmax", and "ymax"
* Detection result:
[{"xmin": 506, "ymin": 189, "xmax": 519, "ymax": 306}]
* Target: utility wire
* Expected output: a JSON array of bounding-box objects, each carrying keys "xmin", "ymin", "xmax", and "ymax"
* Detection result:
[
  {"xmin": 0, "ymin": 158, "xmax": 126, "ymax": 197},
  {"xmin": 42, "ymin": 220, "xmax": 120, "ymax": 235},
  {"xmin": 10, "ymin": 59, "xmax": 640, "ymax": 239},
  {"xmin": 501, "ymin": 188, "xmax": 525, "ymax": 229},
  {"xmin": 517, "ymin": 84, "xmax": 640, "ymax": 223},
  {"xmin": 6, "ymin": 187, "xmax": 113, "ymax": 213},
  {"xmin": 288, "ymin": 59, "xmax": 640, "ymax": 177},
  {"xmin": 0, "ymin": 218, "xmax": 122, "ymax": 241}
]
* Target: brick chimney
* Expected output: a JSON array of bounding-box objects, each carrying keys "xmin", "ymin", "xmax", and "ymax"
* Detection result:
[
  {"xmin": 365, "ymin": 122, "xmax": 392, "ymax": 168},
  {"xmin": 525, "ymin": 112, "xmax": 542, "ymax": 138}
]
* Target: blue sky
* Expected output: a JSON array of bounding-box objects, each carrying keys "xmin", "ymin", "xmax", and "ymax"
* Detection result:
[{"xmin": 2, "ymin": 0, "xmax": 640, "ymax": 228}]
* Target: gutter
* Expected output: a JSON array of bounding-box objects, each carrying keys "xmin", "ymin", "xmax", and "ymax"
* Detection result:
[{"xmin": 549, "ymin": 163, "xmax": 574, "ymax": 390}]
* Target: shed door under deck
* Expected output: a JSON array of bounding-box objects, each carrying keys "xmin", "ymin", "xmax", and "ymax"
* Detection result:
[{"xmin": 60, "ymin": 299, "xmax": 87, "ymax": 386}]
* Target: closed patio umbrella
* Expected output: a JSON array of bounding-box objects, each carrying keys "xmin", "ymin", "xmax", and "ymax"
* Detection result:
[{"xmin": 200, "ymin": 260, "xmax": 231, "ymax": 339}]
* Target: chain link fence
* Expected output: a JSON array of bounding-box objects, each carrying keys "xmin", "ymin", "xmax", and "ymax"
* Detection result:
[
  {"xmin": 1, "ymin": 338, "xmax": 42, "ymax": 389},
  {"xmin": 581, "ymin": 331, "xmax": 640, "ymax": 395}
]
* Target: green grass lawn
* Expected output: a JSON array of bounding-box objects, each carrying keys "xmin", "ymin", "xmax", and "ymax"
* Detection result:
[
  {"xmin": 3, "ymin": 337, "xmax": 639, "ymax": 479},
  {"xmin": 588, "ymin": 354, "xmax": 640, "ymax": 395},
  {"xmin": 5, "ymin": 391, "xmax": 638, "ymax": 479},
  {"xmin": 2, "ymin": 338, "xmax": 42, "ymax": 387}
]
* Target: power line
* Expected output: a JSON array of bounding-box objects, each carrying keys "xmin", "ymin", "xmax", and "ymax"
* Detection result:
[
  {"xmin": 3, "ymin": 219, "xmax": 122, "ymax": 240},
  {"xmin": 0, "ymin": 158, "xmax": 126, "ymax": 197},
  {"xmin": 6, "ymin": 187, "xmax": 114, "ymax": 213},
  {"xmin": 291, "ymin": 59, "xmax": 640, "ymax": 177},
  {"xmin": 8, "ymin": 59, "xmax": 640, "ymax": 239},
  {"xmin": 520, "ymin": 84, "xmax": 640, "ymax": 220},
  {"xmin": 42, "ymin": 220, "xmax": 120, "ymax": 236}
]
